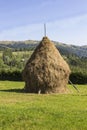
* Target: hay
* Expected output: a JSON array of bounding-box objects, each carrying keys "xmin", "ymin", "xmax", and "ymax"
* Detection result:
[{"xmin": 22, "ymin": 37, "xmax": 71, "ymax": 93}]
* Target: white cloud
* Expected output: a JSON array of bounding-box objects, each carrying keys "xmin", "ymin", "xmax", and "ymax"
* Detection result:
[
  {"xmin": 47, "ymin": 14, "xmax": 87, "ymax": 45},
  {"xmin": 0, "ymin": 14, "xmax": 87, "ymax": 45},
  {"xmin": 0, "ymin": 23, "xmax": 44, "ymax": 41}
]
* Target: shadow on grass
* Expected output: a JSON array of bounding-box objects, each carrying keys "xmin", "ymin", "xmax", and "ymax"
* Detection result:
[{"xmin": 0, "ymin": 89, "xmax": 25, "ymax": 93}]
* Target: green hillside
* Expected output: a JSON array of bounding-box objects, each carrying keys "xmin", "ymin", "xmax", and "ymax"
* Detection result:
[{"xmin": 0, "ymin": 40, "xmax": 87, "ymax": 57}]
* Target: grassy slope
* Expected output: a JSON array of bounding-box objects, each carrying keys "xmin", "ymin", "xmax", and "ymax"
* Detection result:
[{"xmin": 0, "ymin": 81, "xmax": 87, "ymax": 130}]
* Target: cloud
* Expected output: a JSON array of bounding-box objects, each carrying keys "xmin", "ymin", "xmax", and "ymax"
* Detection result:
[
  {"xmin": 0, "ymin": 14, "xmax": 87, "ymax": 45},
  {"xmin": 47, "ymin": 14, "xmax": 87, "ymax": 45},
  {"xmin": 0, "ymin": 23, "xmax": 44, "ymax": 41}
]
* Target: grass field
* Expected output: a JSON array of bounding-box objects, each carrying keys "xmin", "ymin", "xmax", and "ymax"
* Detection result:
[{"xmin": 0, "ymin": 81, "xmax": 87, "ymax": 130}]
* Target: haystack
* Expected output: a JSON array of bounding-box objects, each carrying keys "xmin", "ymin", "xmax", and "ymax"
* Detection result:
[{"xmin": 22, "ymin": 37, "xmax": 71, "ymax": 93}]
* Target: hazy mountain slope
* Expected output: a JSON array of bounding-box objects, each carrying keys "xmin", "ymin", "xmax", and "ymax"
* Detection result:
[{"xmin": 54, "ymin": 42, "xmax": 87, "ymax": 57}]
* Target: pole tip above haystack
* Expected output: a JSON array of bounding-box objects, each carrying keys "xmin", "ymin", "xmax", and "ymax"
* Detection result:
[{"xmin": 22, "ymin": 36, "xmax": 71, "ymax": 94}]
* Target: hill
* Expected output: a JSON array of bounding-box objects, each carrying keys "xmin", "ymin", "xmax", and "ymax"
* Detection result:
[
  {"xmin": 0, "ymin": 40, "xmax": 87, "ymax": 58},
  {"xmin": 0, "ymin": 40, "xmax": 87, "ymax": 83}
]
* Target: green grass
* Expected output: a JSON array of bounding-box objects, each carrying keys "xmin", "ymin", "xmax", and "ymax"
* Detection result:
[
  {"xmin": 0, "ymin": 52, "xmax": 2, "ymax": 57},
  {"xmin": 0, "ymin": 81, "xmax": 87, "ymax": 130},
  {"xmin": 13, "ymin": 51, "xmax": 33, "ymax": 55}
]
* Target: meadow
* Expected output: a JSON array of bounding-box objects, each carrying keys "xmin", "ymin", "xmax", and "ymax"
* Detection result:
[{"xmin": 0, "ymin": 81, "xmax": 87, "ymax": 130}]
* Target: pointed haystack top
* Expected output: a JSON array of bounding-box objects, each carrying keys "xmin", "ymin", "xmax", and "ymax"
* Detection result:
[{"xmin": 23, "ymin": 37, "xmax": 71, "ymax": 93}]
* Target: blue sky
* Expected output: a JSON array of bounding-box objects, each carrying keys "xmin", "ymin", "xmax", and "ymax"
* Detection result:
[{"xmin": 0, "ymin": 0, "xmax": 87, "ymax": 45}]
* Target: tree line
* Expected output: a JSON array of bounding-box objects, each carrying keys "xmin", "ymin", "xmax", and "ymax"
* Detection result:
[{"xmin": 0, "ymin": 48, "xmax": 87, "ymax": 84}]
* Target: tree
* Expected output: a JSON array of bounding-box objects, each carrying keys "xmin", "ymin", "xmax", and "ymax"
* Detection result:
[{"xmin": 2, "ymin": 48, "xmax": 13, "ymax": 65}]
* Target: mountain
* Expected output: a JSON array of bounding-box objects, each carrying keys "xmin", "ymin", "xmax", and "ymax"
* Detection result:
[
  {"xmin": 0, "ymin": 40, "xmax": 87, "ymax": 58},
  {"xmin": 54, "ymin": 42, "xmax": 87, "ymax": 58}
]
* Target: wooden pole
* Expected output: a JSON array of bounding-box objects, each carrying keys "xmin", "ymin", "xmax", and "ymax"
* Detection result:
[
  {"xmin": 44, "ymin": 23, "xmax": 46, "ymax": 37},
  {"xmin": 69, "ymin": 79, "xmax": 79, "ymax": 92}
]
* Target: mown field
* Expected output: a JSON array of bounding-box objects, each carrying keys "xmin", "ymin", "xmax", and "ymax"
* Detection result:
[{"xmin": 0, "ymin": 81, "xmax": 87, "ymax": 130}]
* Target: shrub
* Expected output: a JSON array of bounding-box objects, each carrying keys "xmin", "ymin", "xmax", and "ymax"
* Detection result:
[
  {"xmin": 0, "ymin": 70, "xmax": 22, "ymax": 81},
  {"xmin": 70, "ymin": 72, "xmax": 87, "ymax": 84},
  {"xmin": 0, "ymin": 70, "xmax": 87, "ymax": 84}
]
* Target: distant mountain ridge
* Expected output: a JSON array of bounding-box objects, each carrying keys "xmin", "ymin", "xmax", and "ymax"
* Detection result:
[{"xmin": 0, "ymin": 40, "xmax": 87, "ymax": 58}]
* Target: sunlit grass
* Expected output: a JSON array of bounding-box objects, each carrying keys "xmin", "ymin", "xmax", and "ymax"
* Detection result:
[{"xmin": 0, "ymin": 81, "xmax": 87, "ymax": 130}]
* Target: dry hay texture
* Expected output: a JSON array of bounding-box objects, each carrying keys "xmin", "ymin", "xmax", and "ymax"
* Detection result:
[{"xmin": 22, "ymin": 37, "xmax": 71, "ymax": 94}]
